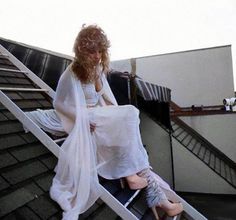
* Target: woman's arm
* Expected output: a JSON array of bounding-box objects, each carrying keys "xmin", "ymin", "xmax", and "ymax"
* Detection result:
[
  {"xmin": 96, "ymin": 74, "xmax": 114, "ymax": 106},
  {"xmin": 102, "ymin": 94, "xmax": 114, "ymax": 105},
  {"xmin": 53, "ymin": 101, "xmax": 76, "ymax": 121},
  {"xmin": 53, "ymin": 70, "xmax": 76, "ymax": 121}
]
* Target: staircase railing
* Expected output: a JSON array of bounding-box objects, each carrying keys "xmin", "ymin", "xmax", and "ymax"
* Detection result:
[
  {"xmin": 171, "ymin": 117, "xmax": 236, "ymax": 189},
  {"xmin": 170, "ymin": 101, "xmax": 235, "ymax": 117}
]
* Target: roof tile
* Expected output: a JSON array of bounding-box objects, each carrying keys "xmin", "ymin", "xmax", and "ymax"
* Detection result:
[
  {"xmin": 2, "ymin": 206, "xmax": 41, "ymax": 220},
  {"xmin": 0, "ymin": 133, "xmax": 26, "ymax": 150},
  {"xmin": 0, "ymin": 176, "xmax": 10, "ymax": 191},
  {"xmin": 0, "ymin": 184, "xmax": 41, "ymax": 218},
  {"xmin": 27, "ymin": 194, "xmax": 60, "ymax": 219},
  {"xmin": 9, "ymin": 143, "xmax": 49, "ymax": 161},
  {"xmin": 0, "ymin": 121, "xmax": 24, "ymax": 135},
  {"xmin": 34, "ymin": 172, "xmax": 54, "ymax": 192},
  {"xmin": 2, "ymin": 160, "xmax": 48, "ymax": 185},
  {"xmin": 39, "ymin": 155, "xmax": 57, "ymax": 170},
  {"xmin": 0, "ymin": 152, "xmax": 18, "ymax": 169},
  {"xmin": 89, "ymin": 205, "xmax": 118, "ymax": 220},
  {"xmin": 20, "ymin": 132, "xmax": 38, "ymax": 144},
  {"xmin": 0, "ymin": 111, "xmax": 17, "ymax": 120},
  {"xmin": 0, "ymin": 112, "xmax": 8, "ymax": 121},
  {"xmin": 47, "ymin": 212, "xmax": 63, "ymax": 220}
]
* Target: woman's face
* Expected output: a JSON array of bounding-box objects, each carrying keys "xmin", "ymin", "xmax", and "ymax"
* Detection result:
[{"xmin": 87, "ymin": 49, "xmax": 102, "ymax": 66}]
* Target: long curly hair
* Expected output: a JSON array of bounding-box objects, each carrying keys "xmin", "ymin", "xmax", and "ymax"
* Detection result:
[{"xmin": 71, "ymin": 24, "xmax": 110, "ymax": 83}]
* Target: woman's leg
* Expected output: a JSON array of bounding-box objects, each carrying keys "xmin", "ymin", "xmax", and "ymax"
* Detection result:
[
  {"xmin": 125, "ymin": 174, "xmax": 148, "ymax": 190},
  {"xmin": 138, "ymin": 169, "xmax": 183, "ymax": 219},
  {"xmin": 92, "ymin": 105, "xmax": 150, "ymax": 180}
]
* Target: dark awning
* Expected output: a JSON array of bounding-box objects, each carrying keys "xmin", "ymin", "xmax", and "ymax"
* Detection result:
[{"xmin": 135, "ymin": 77, "xmax": 171, "ymax": 102}]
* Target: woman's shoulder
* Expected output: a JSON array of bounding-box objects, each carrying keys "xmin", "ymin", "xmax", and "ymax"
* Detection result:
[
  {"xmin": 60, "ymin": 64, "xmax": 76, "ymax": 78},
  {"xmin": 65, "ymin": 64, "xmax": 73, "ymax": 74},
  {"xmin": 57, "ymin": 64, "xmax": 74, "ymax": 85}
]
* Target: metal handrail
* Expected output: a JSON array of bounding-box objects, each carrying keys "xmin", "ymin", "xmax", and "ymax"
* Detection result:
[{"xmin": 172, "ymin": 117, "xmax": 236, "ymax": 170}]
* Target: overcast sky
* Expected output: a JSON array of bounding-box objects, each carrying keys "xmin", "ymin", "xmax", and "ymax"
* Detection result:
[{"xmin": 1, "ymin": 0, "xmax": 236, "ymax": 88}]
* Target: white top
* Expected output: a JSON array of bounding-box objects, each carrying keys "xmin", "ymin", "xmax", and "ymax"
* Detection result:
[{"xmin": 81, "ymin": 83, "xmax": 104, "ymax": 107}]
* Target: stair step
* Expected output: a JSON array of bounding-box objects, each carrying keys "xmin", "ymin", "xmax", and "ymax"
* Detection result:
[
  {"xmin": 230, "ymin": 168, "xmax": 236, "ymax": 186},
  {"xmin": 189, "ymin": 139, "xmax": 199, "ymax": 151},
  {"xmin": 181, "ymin": 135, "xmax": 192, "ymax": 146},
  {"xmin": 54, "ymin": 137, "xmax": 66, "ymax": 144},
  {"xmin": 225, "ymin": 164, "xmax": 232, "ymax": 183},
  {"xmin": 215, "ymin": 157, "xmax": 221, "ymax": 173},
  {"xmin": 192, "ymin": 143, "xmax": 201, "ymax": 155},
  {"xmin": 171, "ymin": 122, "xmax": 178, "ymax": 130},
  {"xmin": 173, "ymin": 128, "xmax": 185, "ymax": 138},
  {"xmin": 0, "ymin": 67, "xmax": 26, "ymax": 73},
  {"xmin": 186, "ymin": 139, "xmax": 197, "ymax": 151},
  {"xmin": 0, "ymin": 54, "xmax": 9, "ymax": 58},
  {"xmin": 171, "ymin": 122, "xmax": 180, "ymax": 130},
  {"xmin": 177, "ymin": 132, "xmax": 189, "ymax": 143},
  {"xmin": 220, "ymin": 161, "xmax": 226, "ymax": 178},
  {"xmin": 203, "ymin": 149, "xmax": 211, "ymax": 164},
  {"xmin": 209, "ymin": 153, "xmax": 216, "ymax": 169},
  {"xmin": 197, "ymin": 145, "xmax": 206, "ymax": 159},
  {"xmin": 183, "ymin": 136, "xmax": 194, "ymax": 147},
  {"xmin": 0, "ymin": 87, "xmax": 48, "ymax": 92}
]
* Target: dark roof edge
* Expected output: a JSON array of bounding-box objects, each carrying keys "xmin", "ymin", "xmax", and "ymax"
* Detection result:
[{"xmin": 0, "ymin": 36, "xmax": 73, "ymax": 60}]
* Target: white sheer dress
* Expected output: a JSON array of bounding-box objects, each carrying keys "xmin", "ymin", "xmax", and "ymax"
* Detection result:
[
  {"xmin": 25, "ymin": 65, "xmax": 150, "ymax": 219},
  {"xmin": 25, "ymin": 65, "xmax": 180, "ymax": 220}
]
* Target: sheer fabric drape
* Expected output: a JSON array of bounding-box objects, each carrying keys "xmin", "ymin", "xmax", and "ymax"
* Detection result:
[{"xmin": 49, "ymin": 65, "xmax": 117, "ymax": 219}]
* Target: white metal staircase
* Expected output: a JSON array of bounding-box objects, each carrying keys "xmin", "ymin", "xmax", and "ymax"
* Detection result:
[{"xmin": 0, "ymin": 44, "xmax": 207, "ymax": 220}]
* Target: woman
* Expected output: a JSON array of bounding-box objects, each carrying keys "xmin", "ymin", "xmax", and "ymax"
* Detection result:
[{"xmin": 27, "ymin": 24, "xmax": 183, "ymax": 220}]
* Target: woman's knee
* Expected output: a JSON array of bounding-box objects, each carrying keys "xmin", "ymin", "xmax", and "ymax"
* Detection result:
[{"xmin": 123, "ymin": 105, "xmax": 139, "ymax": 119}]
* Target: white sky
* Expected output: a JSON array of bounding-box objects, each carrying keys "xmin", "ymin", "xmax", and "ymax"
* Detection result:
[{"xmin": 1, "ymin": 0, "xmax": 236, "ymax": 89}]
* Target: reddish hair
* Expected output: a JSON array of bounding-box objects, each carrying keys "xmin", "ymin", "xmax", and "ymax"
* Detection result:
[{"xmin": 71, "ymin": 24, "xmax": 110, "ymax": 83}]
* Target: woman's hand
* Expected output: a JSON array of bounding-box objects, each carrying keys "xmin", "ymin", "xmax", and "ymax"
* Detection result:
[{"xmin": 90, "ymin": 123, "xmax": 96, "ymax": 132}]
